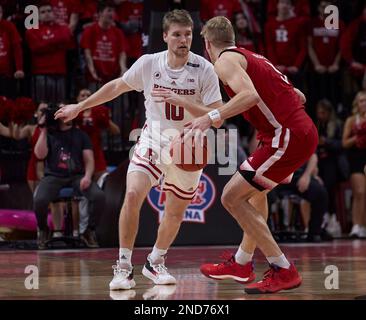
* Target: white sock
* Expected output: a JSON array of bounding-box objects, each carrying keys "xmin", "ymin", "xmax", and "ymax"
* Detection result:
[
  {"xmin": 149, "ymin": 246, "xmax": 167, "ymax": 264},
  {"xmin": 267, "ymin": 254, "xmax": 291, "ymax": 269},
  {"xmin": 234, "ymin": 247, "xmax": 253, "ymax": 265},
  {"xmin": 119, "ymin": 248, "xmax": 132, "ymax": 267}
]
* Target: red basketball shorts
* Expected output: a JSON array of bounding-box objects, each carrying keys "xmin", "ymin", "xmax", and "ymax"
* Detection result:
[{"xmin": 239, "ymin": 124, "xmax": 318, "ymax": 191}]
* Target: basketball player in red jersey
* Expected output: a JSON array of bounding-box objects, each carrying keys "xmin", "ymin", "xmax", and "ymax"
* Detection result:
[{"xmin": 186, "ymin": 16, "xmax": 318, "ymax": 294}]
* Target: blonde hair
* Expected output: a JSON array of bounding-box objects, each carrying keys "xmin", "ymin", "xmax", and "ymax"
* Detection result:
[
  {"xmin": 201, "ymin": 16, "xmax": 235, "ymax": 48},
  {"xmin": 162, "ymin": 9, "xmax": 193, "ymax": 33},
  {"xmin": 316, "ymin": 99, "xmax": 338, "ymax": 138},
  {"xmin": 352, "ymin": 90, "xmax": 366, "ymax": 114}
]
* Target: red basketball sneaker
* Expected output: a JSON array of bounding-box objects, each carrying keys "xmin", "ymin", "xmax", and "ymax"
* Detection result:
[
  {"xmin": 244, "ymin": 262, "xmax": 302, "ymax": 294},
  {"xmin": 200, "ymin": 252, "xmax": 256, "ymax": 284}
]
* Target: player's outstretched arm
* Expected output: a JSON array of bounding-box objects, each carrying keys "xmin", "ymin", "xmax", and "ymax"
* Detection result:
[{"xmin": 55, "ymin": 79, "xmax": 133, "ymax": 122}]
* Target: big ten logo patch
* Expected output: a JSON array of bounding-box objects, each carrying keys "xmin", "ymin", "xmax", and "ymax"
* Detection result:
[{"xmin": 147, "ymin": 173, "xmax": 216, "ymax": 223}]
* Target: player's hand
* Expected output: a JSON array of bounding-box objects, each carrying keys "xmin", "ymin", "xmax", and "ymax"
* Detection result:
[
  {"xmin": 184, "ymin": 114, "xmax": 212, "ymax": 146},
  {"xmin": 297, "ymin": 174, "xmax": 310, "ymax": 193},
  {"xmin": 151, "ymin": 88, "xmax": 186, "ymax": 106},
  {"xmin": 80, "ymin": 175, "xmax": 91, "ymax": 191},
  {"xmin": 55, "ymin": 104, "xmax": 82, "ymax": 122}
]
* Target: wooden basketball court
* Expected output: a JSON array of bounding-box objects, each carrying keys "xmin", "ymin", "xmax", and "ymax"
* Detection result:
[{"xmin": 0, "ymin": 240, "xmax": 365, "ymax": 300}]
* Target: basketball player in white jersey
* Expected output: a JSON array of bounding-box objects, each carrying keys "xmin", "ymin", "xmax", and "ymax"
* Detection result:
[{"xmin": 55, "ymin": 10, "xmax": 222, "ymax": 290}]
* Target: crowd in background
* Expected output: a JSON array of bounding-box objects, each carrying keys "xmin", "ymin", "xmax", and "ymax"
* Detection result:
[{"xmin": 0, "ymin": 0, "xmax": 366, "ymax": 244}]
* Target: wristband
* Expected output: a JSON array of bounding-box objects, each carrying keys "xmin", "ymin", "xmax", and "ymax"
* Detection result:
[{"xmin": 207, "ymin": 109, "xmax": 221, "ymax": 123}]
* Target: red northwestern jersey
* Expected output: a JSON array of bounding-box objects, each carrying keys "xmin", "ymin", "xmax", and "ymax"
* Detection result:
[
  {"xmin": 50, "ymin": 0, "xmax": 81, "ymax": 26},
  {"xmin": 265, "ymin": 16, "xmax": 307, "ymax": 68},
  {"xmin": 221, "ymin": 47, "xmax": 313, "ymax": 144},
  {"xmin": 25, "ymin": 23, "xmax": 72, "ymax": 75},
  {"xmin": 309, "ymin": 17, "xmax": 344, "ymax": 66},
  {"xmin": 80, "ymin": 23, "xmax": 128, "ymax": 82},
  {"xmin": 200, "ymin": 0, "xmax": 241, "ymax": 22},
  {"xmin": 115, "ymin": 0, "xmax": 143, "ymax": 59},
  {"xmin": 0, "ymin": 19, "xmax": 23, "ymax": 77}
]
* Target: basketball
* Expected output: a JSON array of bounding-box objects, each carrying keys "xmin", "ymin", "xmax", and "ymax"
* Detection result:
[{"xmin": 170, "ymin": 132, "xmax": 209, "ymax": 171}]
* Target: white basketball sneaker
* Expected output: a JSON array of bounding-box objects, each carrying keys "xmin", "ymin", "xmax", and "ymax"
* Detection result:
[
  {"xmin": 142, "ymin": 255, "xmax": 176, "ymax": 285},
  {"xmin": 349, "ymin": 224, "xmax": 361, "ymax": 238},
  {"xmin": 109, "ymin": 261, "xmax": 136, "ymax": 290}
]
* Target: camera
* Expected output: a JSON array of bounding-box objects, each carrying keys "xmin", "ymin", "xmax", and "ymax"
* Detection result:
[{"xmin": 39, "ymin": 105, "xmax": 60, "ymax": 131}]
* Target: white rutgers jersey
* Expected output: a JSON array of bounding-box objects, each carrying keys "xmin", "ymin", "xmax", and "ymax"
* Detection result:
[{"xmin": 122, "ymin": 50, "xmax": 222, "ymax": 145}]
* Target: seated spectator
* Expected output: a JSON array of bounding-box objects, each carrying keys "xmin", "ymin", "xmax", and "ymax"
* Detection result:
[
  {"xmin": 265, "ymin": 0, "xmax": 308, "ymax": 90},
  {"xmin": 341, "ymin": 5, "xmax": 366, "ymax": 96},
  {"xmin": 342, "ymin": 90, "xmax": 366, "ymax": 238},
  {"xmin": 0, "ymin": 4, "xmax": 24, "ymax": 98},
  {"xmin": 11, "ymin": 101, "xmax": 71, "ymax": 237},
  {"xmin": 308, "ymin": 1, "xmax": 344, "ymax": 111},
  {"xmin": 33, "ymin": 104, "xmax": 105, "ymax": 249},
  {"xmin": 276, "ymin": 154, "xmax": 329, "ymax": 242},
  {"xmin": 315, "ymin": 99, "xmax": 344, "ymax": 237},
  {"xmin": 25, "ymin": 1, "xmax": 73, "ymax": 103},
  {"xmin": 234, "ymin": 12, "xmax": 263, "ymax": 54},
  {"xmin": 80, "ymin": 1, "xmax": 128, "ymax": 90}
]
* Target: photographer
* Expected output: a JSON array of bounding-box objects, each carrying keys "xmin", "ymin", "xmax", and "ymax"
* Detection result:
[{"xmin": 33, "ymin": 105, "xmax": 105, "ymax": 249}]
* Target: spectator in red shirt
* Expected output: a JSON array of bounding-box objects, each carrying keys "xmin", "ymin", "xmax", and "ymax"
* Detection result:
[
  {"xmin": 0, "ymin": 4, "xmax": 24, "ymax": 98},
  {"xmin": 114, "ymin": 0, "xmax": 143, "ymax": 64},
  {"xmin": 75, "ymin": 88, "xmax": 120, "ymax": 180},
  {"xmin": 74, "ymin": 88, "xmax": 120, "ymax": 237},
  {"xmin": 25, "ymin": 2, "xmax": 73, "ymax": 103},
  {"xmin": 200, "ymin": 0, "xmax": 241, "ymax": 23},
  {"xmin": 50, "ymin": 0, "xmax": 81, "ymax": 33},
  {"xmin": 234, "ymin": 11, "xmax": 263, "ymax": 54},
  {"xmin": 265, "ymin": 0, "xmax": 307, "ymax": 89},
  {"xmin": 78, "ymin": 0, "xmax": 98, "ymax": 29},
  {"xmin": 114, "ymin": 0, "xmax": 143, "ymax": 141},
  {"xmin": 80, "ymin": 1, "xmax": 128, "ymax": 90},
  {"xmin": 341, "ymin": 5, "xmax": 366, "ymax": 94},
  {"xmin": 308, "ymin": 1, "xmax": 344, "ymax": 113},
  {"xmin": 267, "ymin": 0, "xmax": 310, "ymax": 20}
]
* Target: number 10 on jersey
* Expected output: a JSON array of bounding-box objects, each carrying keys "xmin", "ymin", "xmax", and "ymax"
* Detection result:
[{"xmin": 165, "ymin": 102, "xmax": 184, "ymax": 121}]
